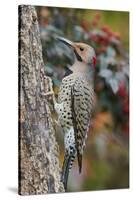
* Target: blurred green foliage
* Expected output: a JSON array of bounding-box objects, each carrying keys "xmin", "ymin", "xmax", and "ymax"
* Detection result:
[{"xmin": 82, "ymin": 10, "xmax": 129, "ymax": 49}]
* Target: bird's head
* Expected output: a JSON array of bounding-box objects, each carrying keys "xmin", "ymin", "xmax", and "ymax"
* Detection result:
[{"xmin": 56, "ymin": 36, "xmax": 96, "ymax": 69}]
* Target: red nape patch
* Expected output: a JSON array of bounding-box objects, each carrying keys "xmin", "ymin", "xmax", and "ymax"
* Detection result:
[{"xmin": 93, "ymin": 57, "xmax": 96, "ymax": 67}]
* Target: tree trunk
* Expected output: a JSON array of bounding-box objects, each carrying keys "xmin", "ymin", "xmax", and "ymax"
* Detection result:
[{"xmin": 18, "ymin": 5, "xmax": 64, "ymax": 195}]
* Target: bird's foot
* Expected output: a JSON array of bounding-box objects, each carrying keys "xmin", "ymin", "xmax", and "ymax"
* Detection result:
[
  {"xmin": 44, "ymin": 91, "xmax": 54, "ymax": 96},
  {"xmin": 54, "ymin": 119, "xmax": 59, "ymax": 125}
]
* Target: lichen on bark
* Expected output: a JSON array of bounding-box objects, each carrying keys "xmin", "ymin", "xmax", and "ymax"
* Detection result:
[{"xmin": 18, "ymin": 5, "xmax": 64, "ymax": 195}]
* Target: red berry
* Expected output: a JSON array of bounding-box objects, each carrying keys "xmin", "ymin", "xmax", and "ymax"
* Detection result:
[
  {"xmin": 92, "ymin": 20, "xmax": 98, "ymax": 27},
  {"xmin": 123, "ymin": 97, "xmax": 129, "ymax": 113},
  {"xmin": 118, "ymin": 82, "xmax": 127, "ymax": 97},
  {"xmin": 114, "ymin": 32, "xmax": 121, "ymax": 40},
  {"xmin": 81, "ymin": 20, "xmax": 89, "ymax": 31},
  {"xmin": 101, "ymin": 25, "xmax": 110, "ymax": 33},
  {"xmin": 95, "ymin": 12, "xmax": 101, "ymax": 21}
]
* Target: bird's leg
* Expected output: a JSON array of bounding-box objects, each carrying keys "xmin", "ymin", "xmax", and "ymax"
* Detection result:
[
  {"xmin": 43, "ymin": 76, "xmax": 57, "ymax": 106},
  {"xmin": 43, "ymin": 77, "xmax": 62, "ymax": 127},
  {"xmin": 44, "ymin": 90, "xmax": 57, "ymax": 103},
  {"xmin": 43, "ymin": 91, "xmax": 54, "ymax": 96}
]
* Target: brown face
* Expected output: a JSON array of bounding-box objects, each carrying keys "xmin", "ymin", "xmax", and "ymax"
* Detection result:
[
  {"xmin": 73, "ymin": 43, "xmax": 96, "ymax": 67},
  {"xmin": 56, "ymin": 37, "xmax": 96, "ymax": 67}
]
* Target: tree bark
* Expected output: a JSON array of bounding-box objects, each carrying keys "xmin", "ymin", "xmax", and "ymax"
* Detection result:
[{"xmin": 18, "ymin": 5, "xmax": 64, "ymax": 195}]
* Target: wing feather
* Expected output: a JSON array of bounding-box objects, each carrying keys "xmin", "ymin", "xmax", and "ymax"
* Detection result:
[{"xmin": 71, "ymin": 77, "xmax": 94, "ymax": 173}]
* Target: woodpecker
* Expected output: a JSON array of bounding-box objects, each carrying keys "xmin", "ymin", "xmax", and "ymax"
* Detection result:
[{"xmin": 45, "ymin": 37, "xmax": 96, "ymax": 191}]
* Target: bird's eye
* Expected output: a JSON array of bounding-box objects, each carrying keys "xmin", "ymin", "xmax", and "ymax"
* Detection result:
[{"xmin": 80, "ymin": 47, "xmax": 84, "ymax": 51}]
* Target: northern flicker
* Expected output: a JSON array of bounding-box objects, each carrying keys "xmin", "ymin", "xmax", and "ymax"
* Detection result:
[
  {"xmin": 55, "ymin": 37, "xmax": 96, "ymax": 191},
  {"xmin": 45, "ymin": 37, "xmax": 96, "ymax": 191}
]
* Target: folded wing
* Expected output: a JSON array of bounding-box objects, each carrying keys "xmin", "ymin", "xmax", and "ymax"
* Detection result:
[{"xmin": 71, "ymin": 77, "xmax": 94, "ymax": 173}]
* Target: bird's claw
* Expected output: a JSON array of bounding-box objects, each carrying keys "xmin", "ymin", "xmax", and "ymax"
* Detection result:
[{"xmin": 44, "ymin": 91, "xmax": 54, "ymax": 96}]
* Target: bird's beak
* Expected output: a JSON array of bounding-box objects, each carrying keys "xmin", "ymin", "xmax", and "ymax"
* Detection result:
[
  {"xmin": 55, "ymin": 36, "xmax": 82, "ymax": 62},
  {"xmin": 55, "ymin": 36, "xmax": 74, "ymax": 48}
]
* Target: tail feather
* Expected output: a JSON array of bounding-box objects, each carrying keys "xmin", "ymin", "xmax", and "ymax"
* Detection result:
[
  {"xmin": 61, "ymin": 155, "xmax": 72, "ymax": 191},
  {"xmin": 77, "ymin": 153, "xmax": 82, "ymax": 174}
]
